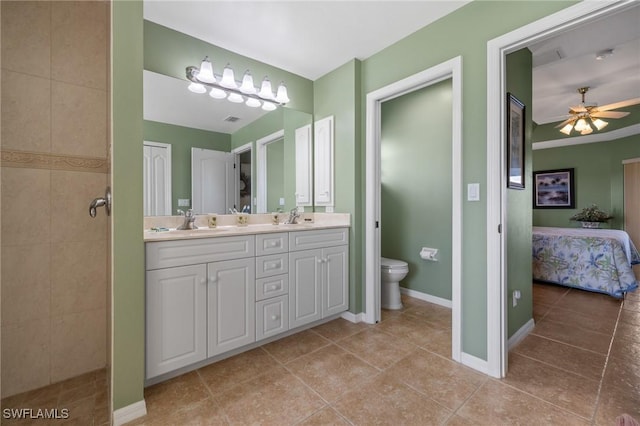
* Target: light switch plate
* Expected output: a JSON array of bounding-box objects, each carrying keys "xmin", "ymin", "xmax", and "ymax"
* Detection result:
[
  {"xmin": 467, "ymin": 184, "xmax": 480, "ymax": 201},
  {"xmin": 178, "ymin": 198, "xmax": 190, "ymax": 206}
]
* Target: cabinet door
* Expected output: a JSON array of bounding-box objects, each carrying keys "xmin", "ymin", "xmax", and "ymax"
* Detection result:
[
  {"xmin": 146, "ymin": 264, "xmax": 207, "ymax": 379},
  {"xmin": 289, "ymin": 249, "xmax": 322, "ymax": 328},
  {"xmin": 208, "ymin": 258, "xmax": 255, "ymax": 356},
  {"xmin": 256, "ymin": 295, "xmax": 289, "ymax": 341},
  {"xmin": 322, "ymin": 245, "xmax": 349, "ymax": 317}
]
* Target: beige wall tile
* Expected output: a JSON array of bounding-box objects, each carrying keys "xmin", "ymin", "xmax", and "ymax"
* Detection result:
[
  {"xmin": 50, "ymin": 309, "xmax": 107, "ymax": 383},
  {"xmin": 1, "ymin": 167, "xmax": 51, "ymax": 246},
  {"xmin": 1, "ymin": 320, "xmax": 51, "ymax": 398},
  {"xmin": 51, "ymin": 240, "xmax": 107, "ymax": 316},
  {"xmin": 1, "ymin": 1, "xmax": 51, "ymax": 78},
  {"xmin": 51, "ymin": 81, "xmax": 107, "ymax": 158},
  {"xmin": 51, "ymin": 170, "xmax": 107, "ymax": 242},
  {"xmin": 1, "ymin": 243, "xmax": 51, "ymax": 326},
  {"xmin": 51, "ymin": 1, "xmax": 107, "ymax": 90},
  {"xmin": 1, "ymin": 70, "xmax": 51, "ymax": 152}
]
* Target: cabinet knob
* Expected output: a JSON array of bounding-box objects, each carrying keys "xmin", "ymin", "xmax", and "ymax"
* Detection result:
[
  {"xmin": 317, "ymin": 259, "xmax": 323, "ymax": 264},
  {"xmin": 200, "ymin": 278, "xmax": 206, "ymax": 284},
  {"xmin": 271, "ymin": 315, "xmax": 280, "ymax": 321},
  {"xmin": 209, "ymin": 276, "xmax": 217, "ymax": 283},
  {"xmin": 269, "ymin": 284, "xmax": 279, "ymax": 291},
  {"xmin": 269, "ymin": 241, "xmax": 279, "ymax": 247}
]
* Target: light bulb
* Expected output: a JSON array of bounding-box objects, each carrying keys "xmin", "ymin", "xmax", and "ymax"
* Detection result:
[
  {"xmin": 239, "ymin": 71, "xmax": 257, "ymax": 94},
  {"xmin": 245, "ymin": 98, "xmax": 261, "ymax": 108},
  {"xmin": 209, "ymin": 88, "xmax": 227, "ymax": 99},
  {"xmin": 258, "ymin": 78, "xmax": 274, "ymax": 100},
  {"xmin": 574, "ymin": 118, "xmax": 588, "ymax": 132},
  {"xmin": 227, "ymin": 93, "xmax": 244, "ymax": 103},
  {"xmin": 592, "ymin": 118, "xmax": 608, "ymax": 130},
  {"xmin": 275, "ymin": 82, "xmax": 290, "ymax": 104},
  {"xmin": 262, "ymin": 101, "xmax": 277, "ymax": 111},
  {"xmin": 559, "ymin": 123, "xmax": 573, "ymax": 135},
  {"xmin": 197, "ymin": 57, "xmax": 215, "ymax": 83},
  {"xmin": 188, "ymin": 82, "xmax": 206, "ymax": 94},
  {"xmin": 220, "ymin": 64, "xmax": 237, "ymax": 89}
]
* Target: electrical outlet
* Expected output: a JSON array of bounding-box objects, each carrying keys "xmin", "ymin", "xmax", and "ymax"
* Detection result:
[
  {"xmin": 512, "ymin": 290, "xmax": 521, "ymax": 307},
  {"xmin": 178, "ymin": 198, "xmax": 190, "ymax": 207}
]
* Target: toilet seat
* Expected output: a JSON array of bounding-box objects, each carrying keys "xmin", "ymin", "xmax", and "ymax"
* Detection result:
[{"xmin": 381, "ymin": 257, "xmax": 408, "ymax": 270}]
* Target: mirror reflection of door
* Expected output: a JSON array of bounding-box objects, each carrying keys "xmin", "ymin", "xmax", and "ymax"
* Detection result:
[
  {"xmin": 192, "ymin": 148, "xmax": 235, "ymax": 214},
  {"xmin": 238, "ymin": 150, "xmax": 252, "ymax": 213},
  {"xmin": 143, "ymin": 141, "xmax": 172, "ymax": 216},
  {"xmin": 266, "ymin": 138, "xmax": 285, "ymax": 212}
]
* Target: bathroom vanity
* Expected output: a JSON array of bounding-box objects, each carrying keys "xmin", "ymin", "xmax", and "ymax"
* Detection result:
[{"xmin": 144, "ymin": 216, "xmax": 349, "ymax": 383}]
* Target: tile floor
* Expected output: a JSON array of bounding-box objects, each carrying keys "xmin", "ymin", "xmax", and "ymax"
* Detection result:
[{"xmin": 2, "ymin": 285, "xmax": 638, "ymax": 425}]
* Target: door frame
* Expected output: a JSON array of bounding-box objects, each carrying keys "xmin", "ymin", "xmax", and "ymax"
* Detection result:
[
  {"xmin": 365, "ymin": 56, "xmax": 463, "ymax": 363},
  {"xmin": 256, "ymin": 129, "xmax": 285, "ymax": 213},
  {"xmin": 232, "ymin": 142, "xmax": 253, "ymax": 212},
  {"xmin": 485, "ymin": 0, "xmax": 635, "ymax": 378}
]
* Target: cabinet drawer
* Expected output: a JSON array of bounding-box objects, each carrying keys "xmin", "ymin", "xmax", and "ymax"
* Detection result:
[
  {"xmin": 256, "ymin": 295, "xmax": 289, "ymax": 341},
  {"xmin": 289, "ymin": 228, "xmax": 348, "ymax": 251},
  {"xmin": 256, "ymin": 274, "xmax": 288, "ymax": 301},
  {"xmin": 146, "ymin": 235, "xmax": 255, "ymax": 270},
  {"xmin": 256, "ymin": 233, "xmax": 288, "ymax": 256},
  {"xmin": 256, "ymin": 253, "xmax": 289, "ymax": 279}
]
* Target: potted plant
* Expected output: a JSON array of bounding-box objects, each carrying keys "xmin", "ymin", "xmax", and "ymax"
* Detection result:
[{"xmin": 570, "ymin": 204, "xmax": 613, "ymax": 228}]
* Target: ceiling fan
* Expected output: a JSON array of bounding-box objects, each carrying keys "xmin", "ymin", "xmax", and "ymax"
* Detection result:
[{"xmin": 556, "ymin": 87, "xmax": 639, "ymax": 136}]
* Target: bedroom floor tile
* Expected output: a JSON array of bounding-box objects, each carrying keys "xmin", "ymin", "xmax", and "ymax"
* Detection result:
[
  {"xmin": 556, "ymin": 288, "xmax": 622, "ymax": 317},
  {"xmin": 532, "ymin": 317, "xmax": 613, "ymax": 355},
  {"xmin": 532, "ymin": 282, "xmax": 570, "ymax": 306},
  {"xmin": 542, "ymin": 305, "xmax": 618, "ymax": 335}
]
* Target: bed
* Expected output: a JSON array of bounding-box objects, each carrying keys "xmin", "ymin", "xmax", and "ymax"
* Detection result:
[{"xmin": 532, "ymin": 226, "xmax": 640, "ymax": 298}]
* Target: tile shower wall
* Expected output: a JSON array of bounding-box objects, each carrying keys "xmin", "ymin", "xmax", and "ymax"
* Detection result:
[{"xmin": 1, "ymin": 1, "xmax": 110, "ymax": 398}]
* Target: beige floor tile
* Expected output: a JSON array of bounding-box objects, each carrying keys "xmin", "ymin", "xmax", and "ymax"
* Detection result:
[
  {"xmin": 374, "ymin": 314, "xmax": 442, "ymax": 349},
  {"xmin": 296, "ymin": 407, "xmax": 349, "ymax": 425},
  {"xmin": 556, "ymin": 288, "xmax": 622, "ymax": 317},
  {"xmin": 457, "ymin": 380, "xmax": 589, "ymax": 425},
  {"xmin": 511, "ymin": 334, "xmax": 606, "ymax": 381},
  {"xmin": 594, "ymin": 391, "xmax": 640, "ymax": 425},
  {"xmin": 533, "ymin": 302, "xmax": 553, "ymax": 322},
  {"xmin": 336, "ymin": 328, "xmax": 416, "ymax": 369},
  {"xmin": 623, "ymin": 297, "xmax": 640, "ymax": 313},
  {"xmin": 286, "ymin": 344, "xmax": 379, "ymax": 403},
  {"xmin": 532, "ymin": 318, "xmax": 612, "ymax": 355},
  {"xmin": 503, "ymin": 353, "xmax": 599, "ymax": 419},
  {"xmin": 618, "ymin": 308, "xmax": 640, "ymax": 327},
  {"xmin": 311, "ymin": 318, "xmax": 371, "ymax": 341},
  {"xmin": 615, "ymin": 320, "xmax": 640, "ymax": 344},
  {"xmin": 380, "ymin": 307, "xmax": 405, "ymax": 322},
  {"xmin": 197, "ymin": 348, "xmax": 279, "ymax": 396},
  {"xmin": 625, "ymin": 290, "xmax": 640, "ymax": 301},
  {"xmin": 262, "ymin": 329, "xmax": 331, "ymax": 364},
  {"xmin": 600, "ymin": 355, "xmax": 640, "ymax": 398},
  {"xmin": 542, "ymin": 305, "xmax": 618, "ymax": 335},
  {"xmin": 157, "ymin": 399, "xmax": 228, "ymax": 425},
  {"xmin": 532, "ymin": 282, "xmax": 570, "ymax": 306},
  {"xmin": 444, "ymin": 414, "xmax": 477, "ymax": 425},
  {"xmin": 609, "ymin": 335, "xmax": 640, "ymax": 365},
  {"xmin": 144, "ymin": 371, "xmax": 210, "ymax": 416},
  {"xmin": 386, "ymin": 348, "xmax": 485, "ymax": 410},
  {"xmin": 215, "ymin": 366, "xmax": 324, "ymax": 425},
  {"xmin": 332, "ymin": 371, "xmax": 452, "ymax": 426},
  {"xmin": 403, "ymin": 302, "xmax": 452, "ymax": 330}
]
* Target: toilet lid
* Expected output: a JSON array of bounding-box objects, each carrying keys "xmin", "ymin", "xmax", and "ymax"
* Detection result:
[{"xmin": 381, "ymin": 257, "xmax": 408, "ymax": 269}]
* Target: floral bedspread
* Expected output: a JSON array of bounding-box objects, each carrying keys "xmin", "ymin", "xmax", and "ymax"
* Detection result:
[{"xmin": 532, "ymin": 227, "xmax": 639, "ymax": 298}]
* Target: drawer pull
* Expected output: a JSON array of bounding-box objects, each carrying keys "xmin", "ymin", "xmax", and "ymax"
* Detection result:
[
  {"xmin": 266, "ymin": 261, "xmax": 281, "ymax": 270},
  {"xmin": 269, "ymin": 284, "xmax": 279, "ymax": 291},
  {"xmin": 270, "ymin": 315, "xmax": 280, "ymax": 321},
  {"xmin": 268, "ymin": 241, "xmax": 280, "ymax": 247}
]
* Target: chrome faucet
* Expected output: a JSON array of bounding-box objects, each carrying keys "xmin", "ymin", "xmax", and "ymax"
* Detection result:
[
  {"xmin": 284, "ymin": 207, "xmax": 300, "ymax": 224},
  {"xmin": 177, "ymin": 209, "xmax": 198, "ymax": 230}
]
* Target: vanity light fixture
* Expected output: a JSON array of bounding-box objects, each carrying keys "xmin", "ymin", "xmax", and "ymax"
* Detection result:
[{"xmin": 186, "ymin": 56, "xmax": 290, "ymax": 110}]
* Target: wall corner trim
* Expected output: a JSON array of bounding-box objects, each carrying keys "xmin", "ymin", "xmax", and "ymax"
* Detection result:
[
  {"xmin": 341, "ymin": 311, "xmax": 365, "ymax": 323},
  {"xmin": 507, "ymin": 318, "xmax": 535, "ymax": 350},
  {"xmin": 460, "ymin": 352, "xmax": 489, "ymax": 375},
  {"xmin": 113, "ymin": 400, "xmax": 147, "ymax": 426}
]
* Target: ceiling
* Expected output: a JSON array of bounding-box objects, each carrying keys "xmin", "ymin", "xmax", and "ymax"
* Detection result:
[{"xmin": 143, "ymin": 1, "xmax": 640, "ymax": 133}]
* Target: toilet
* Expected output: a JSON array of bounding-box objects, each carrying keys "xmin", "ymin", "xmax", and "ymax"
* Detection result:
[{"xmin": 381, "ymin": 257, "xmax": 409, "ymax": 310}]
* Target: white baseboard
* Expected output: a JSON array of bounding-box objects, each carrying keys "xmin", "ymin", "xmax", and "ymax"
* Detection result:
[
  {"xmin": 113, "ymin": 400, "xmax": 147, "ymax": 426},
  {"xmin": 460, "ymin": 351, "xmax": 489, "ymax": 375},
  {"xmin": 341, "ymin": 311, "xmax": 364, "ymax": 323},
  {"xmin": 507, "ymin": 318, "xmax": 535, "ymax": 350},
  {"xmin": 400, "ymin": 287, "xmax": 452, "ymax": 308}
]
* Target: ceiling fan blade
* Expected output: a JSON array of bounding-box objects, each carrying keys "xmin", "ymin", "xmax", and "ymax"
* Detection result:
[
  {"xmin": 569, "ymin": 105, "xmax": 586, "ymax": 113},
  {"xmin": 555, "ymin": 117, "xmax": 575, "ymax": 128},
  {"xmin": 590, "ymin": 111, "xmax": 630, "ymax": 119},
  {"xmin": 596, "ymin": 97, "xmax": 640, "ymax": 112}
]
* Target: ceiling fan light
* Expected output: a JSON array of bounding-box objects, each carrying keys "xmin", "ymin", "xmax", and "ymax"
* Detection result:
[
  {"xmin": 220, "ymin": 64, "xmax": 238, "ymax": 89},
  {"xmin": 275, "ymin": 82, "xmax": 290, "ymax": 104},
  {"xmin": 258, "ymin": 78, "xmax": 275, "ymax": 100},
  {"xmin": 245, "ymin": 97, "xmax": 261, "ymax": 108},
  {"xmin": 262, "ymin": 101, "xmax": 277, "ymax": 111},
  {"xmin": 209, "ymin": 87, "xmax": 227, "ymax": 99},
  {"xmin": 580, "ymin": 124, "xmax": 593, "ymax": 135},
  {"xmin": 197, "ymin": 57, "xmax": 216, "ymax": 83},
  {"xmin": 574, "ymin": 118, "xmax": 588, "ymax": 132},
  {"xmin": 559, "ymin": 123, "xmax": 573, "ymax": 135},
  {"xmin": 592, "ymin": 118, "xmax": 608, "ymax": 130},
  {"xmin": 188, "ymin": 82, "xmax": 206, "ymax": 94},
  {"xmin": 239, "ymin": 71, "xmax": 257, "ymax": 94}
]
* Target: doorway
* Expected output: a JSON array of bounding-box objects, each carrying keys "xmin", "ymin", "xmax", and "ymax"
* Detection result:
[
  {"xmin": 486, "ymin": 1, "xmax": 635, "ymax": 377},
  {"xmin": 232, "ymin": 142, "xmax": 253, "ymax": 213},
  {"xmin": 365, "ymin": 56, "xmax": 462, "ymax": 362}
]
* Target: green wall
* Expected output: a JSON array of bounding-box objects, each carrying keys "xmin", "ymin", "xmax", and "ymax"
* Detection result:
[
  {"xmin": 144, "ymin": 120, "xmax": 231, "ymax": 213},
  {"xmin": 380, "ymin": 80, "xmax": 453, "ymax": 300},
  {"xmin": 266, "ymin": 139, "xmax": 285, "ymax": 212},
  {"xmin": 112, "ymin": 0, "xmax": 144, "ymax": 410},
  {"xmin": 506, "ymin": 48, "xmax": 533, "ymax": 338},
  {"xmin": 533, "ymin": 134, "xmax": 640, "ymax": 230}
]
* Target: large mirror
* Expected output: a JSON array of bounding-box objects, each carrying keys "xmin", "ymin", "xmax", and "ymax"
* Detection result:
[{"xmin": 143, "ymin": 70, "xmax": 312, "ymax": 215}]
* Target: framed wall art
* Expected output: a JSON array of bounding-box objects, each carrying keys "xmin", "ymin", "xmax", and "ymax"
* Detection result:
[
  {"xmin": 507, "ymin": 93, "xmax": 525, "ymax": 189},
  {"xmin": 533, "ymin": 168, "xmax": 575, "ymax": 208}
]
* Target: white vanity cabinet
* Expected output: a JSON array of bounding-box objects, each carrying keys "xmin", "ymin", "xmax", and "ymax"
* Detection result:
[{"xmin": 289, "ymin": 228, "xmax": 349, "ymax": 329}]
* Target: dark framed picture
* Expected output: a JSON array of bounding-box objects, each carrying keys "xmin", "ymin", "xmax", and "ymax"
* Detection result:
[
  {"xmin": 507, "ymin": 93, "xmax": 525, "ymax": 189},
  {"xmin": 533, "ymin": 168, "xmax": 575, "ymax": 208}
]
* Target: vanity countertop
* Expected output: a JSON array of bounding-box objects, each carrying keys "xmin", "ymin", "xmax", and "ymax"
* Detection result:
[{"xmin": 144, "ymin": 213, "xmax": 350, "ymax": 242}]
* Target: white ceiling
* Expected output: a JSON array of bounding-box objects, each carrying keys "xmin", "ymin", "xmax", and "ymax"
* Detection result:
[{"xmin": 143, "ymin": 1, "xmax": 640, "ymax": 133}]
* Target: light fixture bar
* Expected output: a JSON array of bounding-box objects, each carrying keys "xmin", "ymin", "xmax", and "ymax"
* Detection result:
[{"xmin": 186, "ymin": 65, "xmax": 287, "ymax": 107}]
